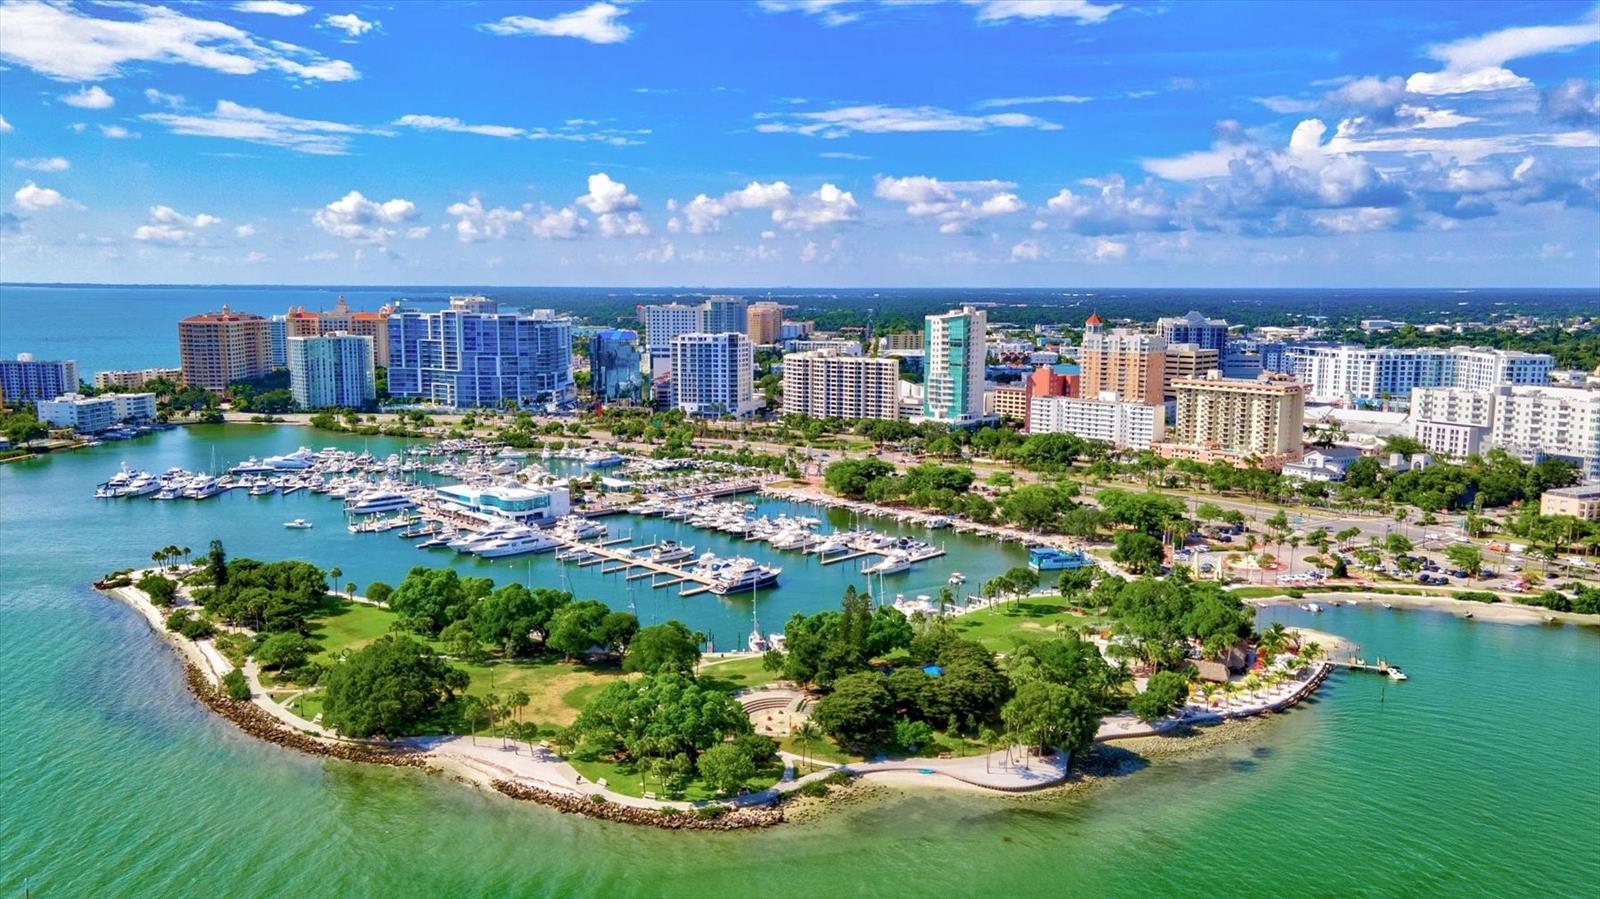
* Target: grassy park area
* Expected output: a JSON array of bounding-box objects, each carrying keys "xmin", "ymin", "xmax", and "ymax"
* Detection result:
[{"xmin": 950, "ymin": 598, "xmax": 1105, "ymax": 650}]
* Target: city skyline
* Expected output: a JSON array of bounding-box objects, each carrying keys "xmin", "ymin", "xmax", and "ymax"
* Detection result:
[{"xmin": 0, "ymin": 1, "xmax": 1597, "ymax": 287}]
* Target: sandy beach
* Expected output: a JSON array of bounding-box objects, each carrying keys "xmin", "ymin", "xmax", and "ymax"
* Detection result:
[{"xmin": 1245, "ymin": 591, "xmax": 1600, "ymax": 627}]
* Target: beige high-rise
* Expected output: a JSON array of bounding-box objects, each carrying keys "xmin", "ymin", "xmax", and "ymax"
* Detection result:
[
  {"xmin": 1162, "ymin": 343, "xmax": 1220, "ymax": 397},
  {"xmin": 782, "ymin": 351, "xmax": 900, "ymax": 420},
  {"xmin": 1078, "ymin": 314, "xmax": 1165, "ymax": 405},
  {"xmin": 1160, "ymin": 373, "xmax": 1305, "ymax": 467},
  {"xmin": 747, "ymin": 303, "xmax": 783, "ymax": 346},
  {"xmin": 179, "ymin": 306, "xmax": 272, "ymax": 391},
  {"xmin": 282, "ymin": 296, "xmax": 391, "ymax": 365}
]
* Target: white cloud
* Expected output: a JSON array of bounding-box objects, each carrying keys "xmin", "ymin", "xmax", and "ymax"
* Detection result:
[
  {"xmin": 233, "ymin": 1, "xmax": 310, "ymax": 15},
  {"xmin": 13, "ymin": 181, "xmax": 73, "ymax": 212},
  {"xmin": 671, "ymin": 180, "xmax": 858, "ymax": 233},
  {"xmin": 13, "ymin": 157, "xmax": 70, "ymax": 172},
  {"xmin": 242, "ymin": 250, "xmax": 268, "ymax": 263},
  {"xmin": 406, "ymin": 226, "xmax": 431, "ymax": 240},
  {"xmin": 1407, "ymin": 12, "xmax": 1600, "ymax": 96},
  {"xmin": 303, "ymin": 250, "xmax": 338, "ymax": 262},
  {"xmin": 0, "ymin": 115, "xmax": 11, "ymax": 133},
  {"xmin": 99, "ymin": 124, "xmax": 136, "ymax": 139},
  {"xmin": 757, "ymin": 1, "xmax": 864, "ymax": 27},
  {"xmin": 770, "ymin": 183, "xmax": 859, "ymax": 230},
  {"xmin": 481, "ymin": 2, "xmax": 632, "ymax": 44},
  {"xmin": 62, "ymin": 85, "xmax": 114, "ymax": 109},
  {"xmin": 393, "ymin": 114, "xmax": 524, "ymax": 139},
  {"xmin": 1253, "ymin": 95, "xmax": 1319, "ymax": 114},
  {"xmin": 874, "ymin": 175, "xmax": 1024, "ymax": 234},
  {"xmin": 234, "ymin": 224, "xmax": 256, "ymax": 238},
  {"xmin": 313, "ymin": 191, "xmax": 419, "ymax": 246},
  {"xmin": 576, "ymin": 173, "xmax": 640, "ymax": 214},
  {"xmin": 1092, "ymin": 239, "xmax": 1128, "ymax": 260},
  {"xmin": 143, "ymin": 100, "xmax": 375, "ymax": 154},
  {"xmin": 819, "ymin": 151, "xmax": 870, "ymax": 160},
  {"xmin": 1043, "ymin": 174, "xmax": 1179, "ymax": 234},
  {"xmin": 143, "ymin": 87, "xmax": 184, "ymax": 107},
  {"xmin": 598, "ymin": 211, "xmax": 650, "ymax": 237},
  {"xmin": 324, "ymin": 13, "xmax": 377, "ymax": 38},
  {"xmin": 529, "ymin": 207, "xmax": 588, "ymax": 240},
  {"xmin": 0, "ymin": 0, "xmax": 359, "ymax": 82},
  {"xmin": 968, "ymin": 1, "xmax": 1122, "ymax": 25},
  {"xmin": 675, "ymin": 194, "xmax": 731, "ymax": 234},
  {"xmin": 1010, "ymin": 239, "xmax": 1041, "ymax": 261},
  {"xmin": 446, "ymin": 196, "xmax": 529, "ymax": 243},
  {"xmin": 977, "ymin": 94, "xmax": 1093, "ymax": 108},
  {"xmin": 133, "ymin": 204, "xmax": 223, "ymax": 245},
  {"xmin": 755, "ymin": 103, "xmax": 1059, "ymax": 137}
]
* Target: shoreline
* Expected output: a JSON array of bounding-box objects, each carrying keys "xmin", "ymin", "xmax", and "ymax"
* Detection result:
[{"xmin": 1245, "ymin": 590, "xmax": 1600, "ymax": 627}]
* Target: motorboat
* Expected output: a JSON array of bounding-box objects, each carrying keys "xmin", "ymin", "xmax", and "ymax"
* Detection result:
[
  {"xmin": 948, "ymin": 572, "xmax": 967, "ymax": 585},
  {"xmin": 474, "ymin": 528, "xmax": 559, "ymax": 558},
  {"xmin": 121, "ymin": 473, "xmax": 161, "ymax": 497},
  {"xmin": 1386, "ymin": 665, "xmax": 1408, "ymax": 681},
  {"xmin": 556, "ymin": 547, "xmax": 598, "ymax": 563},
  {"xmin": 862, "ymin": 552, "xmax": 912, "ymax": 576},
  {"xmin": 398, "ymin": 522, "xmax": 440, "ymax": 539},
  {"xmin": 248, "ymin": 480, "xmax": 276, "ymax": 496},
  {"xmin": 183, "ymin": 476, "xmax": 223, "ymax": 499},
  {"xmin": 344, "ymin": 491, "xmax": 416, "ymax": 515},
  {"xmin": 448, "ymin": 525, "xmax": 517, "ymax": 552},
  {"xmin": 283, "ymin": 519, "xmax": 314, "ymax": 529},
  {"xmin": 417, "ymin": 534, "xmax": 454, "ymax": 549},
  {"xmin": 584, "ymin": 451, "xmax": 624, "ymax": 469},
  {"xmin": 711, "ymin": 561, "xmax": 781, "ymax": 595},
  {"xmin": 265, "ymin": 448, "xmax": 315, "ymax": 470},
  {"xmin": 649, "ymin": 540, "xmax": 696, "ymax": 563}
]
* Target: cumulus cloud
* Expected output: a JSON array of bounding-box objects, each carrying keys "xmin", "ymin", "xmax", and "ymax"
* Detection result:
[
  {"xmin": 446, "ymin": 196, "xmax": 529, "ymax": 243},
  {"xmin": 324, "ymin": 13, "xmax": 377, "ymax": 37},
  {"xmin": 1092, "ymin": 239, "xmax": 1128, "ymax": 260},
  {"xmin": 13, "ymin": 181, "xmax": 74, "ymax": 212},
  {"xmin": 13, "ymin": 157, "xmax": 70, "ymax": 172},
  {"xmin": 62, "ymin": 85, "xmax": 114, "ymax": 109},
  {"xmin": 1406, "ymin": 12, "xmax": 1600, "ymax": 96},
  {"xmin": 313, "ymin": 191, "xmax": 418, "ymax": 246},
  {"xmin": 481, "ymin": 2, "xmax": 632, "ymax": 44},
  {"xmin": 1043, "ymin": 174, "xmax": 1179, "ymax": 235},
  {"xmin": 0, "ymin": 115, "xmax": 11, "ymax": 133},
  {"xmin": 233, "ymin": 1, "xmax": 309, "ymax": 15},
  {"xmin": 133, "ymin": 205, "xmax": 223, "ymax": 245},
  {"xmin": 0, "ymin": 0, "xmax": 359, "ymax": 82},
  {"xmin": 576, "ymin": 173, "xmax": 639, "ymax": 214},
  {"xmin": 143, "ymin": 87, "xmax": 184, "ymax": 107},
  {"xmin": 756, "ymin": 104, "xmax": 1059, "ymax": 137},
  {"xmin": 757, "ymin": 1, "xmax": 863, "ymax": 27},
  {"xmin": 969, "ymin": 1, "xmax": 1122, "ymax": 25},
  {"xmin": 529, "ymin": 207, "xmax": 587, "ymax": 240},
  {"xmin": 1543, "ymin": 79, "xmax": 1600, "ymax": 126},
  {"xmin": 143, "ymin": 100, "xmax": 375, "ymax": 154},
  {"xmin": 874, "ymin": 175, "xmax": 1025, "ymax": 233},
  {"xmin": 1009, "ymin": 239, "xmax": 1041, "ymax": 261},
  {"xmin": 669, "ymin": 180, "xmax": 859, "ymax": 233},
  {"xmin": 234, "ymin": 224, "xmax": 256, "ymax": 238},
  {"xmin": 99, "ymin": 124, "xmax": 136, "ymax": 139}
]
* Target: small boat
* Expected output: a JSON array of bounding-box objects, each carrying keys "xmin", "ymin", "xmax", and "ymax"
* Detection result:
[
  {"xmin": 1463, "ymin": 611, "xmax": 1474, "ymax": 620},
  {"xmin": 1381, "ymin": 601, "xmax": 1393, "ymax": 608},
  {"xmin": 283, "ymin": 519, "xmax": 314, "ymax": 529},
  {"xmin": 948, "ymin": 572, "xmax": 966, "ymax": 585},
  {"xmin": 1300, "ymin": 603, "xmax": 1322, "ymax": 613},
  {"xmin": 1386, "ymin": 665, "xmax": 1408, "ymax": 681}
]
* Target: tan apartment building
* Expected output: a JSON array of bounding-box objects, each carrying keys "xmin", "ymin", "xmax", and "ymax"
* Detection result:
[
  {"xmin": 1540, "ymin": 485, "xmax": 1600, "ymax": 521},
  {"xmin": 1158, "ymin": 372, "xmax": 1306, "ymax": 469},
  {"xmin": 284, "ymin": 296, "xmax": 391, "ymax": 365},
  {"xmin": 881, "ymin": 331, "xmax": 924, "ymax": 352},
  {"xmin": 1079, "ymin": 314, "xmax": 1165, "ymax": 405},
  {"xmin": 781, "ymin": 350, "xmax": 900, "ymax": 420},
  {"xmin": 94, "ymin": 367, "xmax": 181, "ymax": 389},
  {"xmin": 985, "ymin": 386, "xmax": 1029, "ymax": 422},
  {"xmin": 179, "ymin": 306, "xmax": 272, "ymax": 391},
  {"xmin": 747, "ymin": 303, "xmax": 783, "ymax": 346},
  {"xmin": 1162, "ymin": 343, "xmax": 1220, "ymax": 397}
]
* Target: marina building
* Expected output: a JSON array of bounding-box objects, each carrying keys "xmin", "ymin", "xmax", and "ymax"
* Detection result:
[
  {"xmin": 93, "ymin": 367, "xmax": 181, "ymax": 390},
  {"xmin": 781, "ymin": 351, "xmax": 899, "ymax": 421},
  {"xmin": 37, "ymin": 392, "xmax": 155, "ymax": 433},
  {"xmin": 178, "ymin": 307, "xmax": 272, "ymax": 392},
  {"xmin": 670, "ymin": 332, "xmax": 758, "ymax": 418},
  {"xmin": 287, "ymin": 333, "xmax": 376, "ymax": 410},
  {"xmin": 1155, "ymin": 311, "xmax": 1230, "ymax": 351},
  {"xmin": 435, "ymin": 483, "xmax": 571, "ymax": 526},
  {"xmin": 386, "ymin": 297, "xmax": 574, "ymax": 409},
  {"xmin": 746, "ymin": 303, "xmax": 783, "ymax": 346},
  {"xmin": 1028, "ymin": 394, "xmax": 1165, "ymax": 450},
  {"xmin": 1158, "ymin": 373, "xmax": 1305, "ymax": 469},
  {"xmin": 921, "ymin": 306, "xmax": 988, "ymax": 424},
  {"xmin": 1079, "ymin": 315, "xmax": 1165, "ymax": 406},
  {"xmin": 590, "ymin": 329, "xmax": 645, "ymax": 403},
  {"xmin": 1, "ymin": 354, "xmax": 79, "ymax": 405}
]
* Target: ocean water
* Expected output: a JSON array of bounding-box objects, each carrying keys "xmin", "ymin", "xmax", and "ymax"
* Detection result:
[
  {"xmin": 3, "ymin": 426, "xmax": 1598, "ymax": 897},
  {"xmin": 3, "ymin": 283, "xmax": 1594, "ymax": 376}
]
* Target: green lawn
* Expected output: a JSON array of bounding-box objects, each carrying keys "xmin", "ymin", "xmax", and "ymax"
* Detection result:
[
  {"xmin": 303, "ymin": 597, "xmax": 397, "ymax": 664},
  {"xmin": 698, "ymin": 655, "xmax": 774, "ymax": 691},
  {"xmin": 566, "ymin": 756, "xmax": 785, "ymax": 801},
  {"xmin": 949, "ymin": 598, "xmax": 1103, "ymax": 651}
]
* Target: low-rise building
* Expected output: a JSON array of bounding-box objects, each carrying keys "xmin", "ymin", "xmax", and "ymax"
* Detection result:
[
  {"xmin": 93, "ymin": 367, "xmax": 181, "ymax": 390},
  {"xmin": 1028, "ymin": 393, "xmax": 1165, "ymax": 450},
  {"xmin": 36, "ymin": 392, "xmax": 155, "ymax": 433},
  {"xmin": 435, "ymin": 483, "xmax": 571, "ymax": 526},
  {"xmin": 1282, "ymin": 446, "xmax": 1364, "ymax": 482},
  {"xmin": 985, "ymin": 386, "xmax": 1029, "ymax": 422},
  {"xmin": 1540, "ymin": 484, "xmax": 1600, "ymax": 520},
  {"xmin": 788, "ymin": 339, "xmax": 862, "ymax": 356}
]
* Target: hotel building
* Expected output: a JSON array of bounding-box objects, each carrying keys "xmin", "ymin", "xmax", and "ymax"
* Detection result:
[
  {"xmin": 387, "ymin": 297, "xmax": 574, "ymax": 408},
  {"xmin": 287, "ymin": 333, "xmax": 376, "ymax": 409},
  {"xmin": 1079, "ymin": 315, "xmax": 1165, "ymax": 406},
  {"xmin": 178, "ymin": 307, "xmax": 272, "ymax": 391},
  {"xmin": 922, "ymin": 306, "xmax": 988, "ymax": 424},
  {"xmin": 642, "ymin": 303, "xmax": 704, "ymax": 378},
  {"xmin": 781, "ymin": 351, "xmax": 899, "ymax": 421},
  {"xmin": 282, "ymin": 296, "xmax": 392, "ymax": 367},
  {"xmin": 1158, "ymin": 373, "xmax": 1306, "ymax": 468}
]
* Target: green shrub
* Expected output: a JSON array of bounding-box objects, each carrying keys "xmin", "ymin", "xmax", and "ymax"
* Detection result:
[
  {"xmin": 693, "ymin": 805, "xmax": 727, "ymax": 820},
  {"xmin": 165, "ymin": 608, "xmax": 216, "ymax": 639},
  {"xmin": 1452, "ymin": 591, "xmax": 1499, "ymax": 604},
  {"xmin": 588, "ymin": 794, "xmax": 607, "ymax": 805},
  {"xmin": 823, "ymin": 770, "xmax": 851, "ymax": 786},
  {"xmin": 796, "ymin": 780, "xmax": 830, "ymax": 798},
  {"xmin": 138, "ymin": 573, "xmax": 178, "ymax": 607},
  {"xmin": 222, "ymin": 668, "xmax": 251, "ymax": 700}
]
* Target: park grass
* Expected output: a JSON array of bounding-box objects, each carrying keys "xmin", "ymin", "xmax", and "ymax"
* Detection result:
[
  {"xmin": 950, "ymin": 598, "xmax": 1103, "ymax": 651},
  {"xmin": 303, "ymin": 596, "xmax": 396, "ymax": 664},
  {"xmin": 454, "ymin": 659, "xmax": 632, "ymax": 728},
  {"xmin": 566, "ymin": 756, "xmax": 785, "ymax": 802},
  {"xmin": 698, "ymin": 655, "xmax": 774, "ymax": 691}
]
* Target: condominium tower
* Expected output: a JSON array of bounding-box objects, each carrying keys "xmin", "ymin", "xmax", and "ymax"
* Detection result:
[
  {"xmin": 922, "ymin": 306, "xmax": 987, "ymax": 424},
  {"xmin": 0, "ymin": 354, "xmax": 79, "ymax": 404},
  {"xmin": 287, "ymin": 333, "xmax": 375, "ymax": 409},
  {"xmin": 1155, "ymin": 310, "xmax": 1230, "ymax": 351},
  {"xmin": 590, "ymin": 329, "xmax": 645, "ymax": 403},
  {"xmin": 1079, "ymin": 314, "xmax": 1165, "ymax": 406},
  {"xmin": 782, "ymin": 351, "xmax": 899, "ymax": 421},
  {"xmin": 1159, "ymin": 373, "xmax": 1306, "ymax": 468},
  {"xmin": 178, "ymin": 306, "xmax": 272, "ymax": 391},
  {"xmin": 670, "ymin": 332, "xmax": 757, "ymax": 418},
  {"xmin": 747, "ymin": 303, "xmax": 783, "ymax": 346},
  {"xmin": 386, "ymin": 296, "xmax": 574, "ymax": 408}
]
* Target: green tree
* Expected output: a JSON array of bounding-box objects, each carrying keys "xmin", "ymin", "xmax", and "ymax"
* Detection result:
[
  {"xmin": 625, "ymin": 620, "xmax": 701, "ymax": 675},
  {"xmin": 365, "ymin": 581, "xmax": 393, "ymax": 605},
  {"xmin": 1001, "ymin": 680, "xmax": 1099, "ymax": 756},
  {"xmin": 1445, "ymin": 543, "xmax": 1484, "ymax": 576},
  {"xmin": 255, "ymin": 633, "xmax": 314, "ymax": 672},
  {"xmin": 222, "ymin": 668, "xmax": 251, "ymax": 700},
  {"xmin": 138, "ymin": 572, "xmax": 178, "ymax": 607},
  {"xmin": 1129, "ymin": 670, "xmax": 1189, "ymax": 722},
  {"xmin": 208, "ymin": 539, "xmax": 228, "ymax": 586},
  {"xmin": 697, "ymin": 742, "xmax": 758, "ymax": 796},
  {"xmin": 321, "ymin": 636, "xmax": 468, "ymax": 738},
  {"xmin": 811, "ymin": 672, "xmax": 894, "ymax": 746},
  {"xmin": 547, "ymin": 600, "xmax": 611, "ymax": 660},
  {"xmin": 1111, "ymin": 531, "xmax": 1165, "ymax": 574}
]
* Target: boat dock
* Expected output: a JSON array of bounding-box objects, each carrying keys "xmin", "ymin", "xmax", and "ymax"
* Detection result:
[
  {"xmin": 546, "ymin": 534, "xmax": 723, "ymax": 596},
  {"xmin": 1333, "ymin": 656, "xmax": 1409, "ymax": 678}
]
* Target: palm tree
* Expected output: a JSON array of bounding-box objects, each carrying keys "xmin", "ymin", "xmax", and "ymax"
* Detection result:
[
  {"xmin": 1257, "ymin": 622, "xmax": 1291, "ymax": 660},
  {"xmin": 151, "ymin": 549, "xmax": 165, "ymax": 571},
  {"xmin": 508, "ymin": 690, "xmax": 530, "ymax": 725},
  {"xmin": 462, "ymin": 696, "xmax": 485, "ymax": 746},
  {"xmin": 795, "ymin": 720, "xmax": 822, "ymax": 772},
  {"xmin": 181, "ymin": 546, "xmax": 191, "ymax": 567},
  {"xmin": 328, "ymin": 566, "xmax": 342, "ymax": 596}
]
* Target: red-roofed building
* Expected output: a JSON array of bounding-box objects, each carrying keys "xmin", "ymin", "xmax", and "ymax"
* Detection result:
[{"xmin": 179, "ymin": 305, "xmax": 272, "ymax": 391}]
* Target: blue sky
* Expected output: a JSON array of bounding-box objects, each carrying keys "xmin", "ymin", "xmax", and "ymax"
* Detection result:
[{"xmin": 1, "ymin": 0, "xmax": 1597, "ymax": 287}]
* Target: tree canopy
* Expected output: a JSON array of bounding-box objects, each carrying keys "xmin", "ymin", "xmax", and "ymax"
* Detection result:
[{"xmin": 320, "ymin": 635, "xmax": 468, "ymax": 738}]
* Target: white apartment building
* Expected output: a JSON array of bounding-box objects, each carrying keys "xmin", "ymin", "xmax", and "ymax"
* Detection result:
[
  {"xmin": 921, "ymin": 306, "xmax": 987, "ymax": 424},
  {"xmin": 1410, "ymin": 385, "xmax": 1600, "ymax": 480},
  {"xmin": 642, "ymin": 304, "xmax": 705, "ymax": 377},
  {"xmin": 1028, "ymin": 394, "xmax": 1165, "ymax": 450},
  {"xmin": 93, "ymin": 367, "xmax": 182, "ymax": 390},
  {"xmin": 670, "ymin": 332, "xmax": 758, "ymax": 418},
  {"xmin": 781, "ymin": 351, "xmax": 899, "ymax": 420},
  {"xmin": 1285, "ymin": 345, "xmax": 1552, "ymax": 403},
  {"xmin": 788, "ymin": 339, "xmax": 863, "ymax": 356},
  {"xmin": 287, "ymin": 333, "xmax": 375, "ymax": 409},
  {"xmin": 37, "ymin": 392, "xmax": 156, "ymax": 433}
]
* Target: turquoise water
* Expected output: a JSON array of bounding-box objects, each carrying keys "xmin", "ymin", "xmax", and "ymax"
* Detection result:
[{"xmin": 4, "ymin": 427, "xmax": 1598, "ymax": 897}]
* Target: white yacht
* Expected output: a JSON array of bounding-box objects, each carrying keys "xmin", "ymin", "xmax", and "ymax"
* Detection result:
[
  {"xmin": 948, "ymin": 572, "xmax": 967, "ymax": 585},
  {"xmin": 862, "ymin": 552, "xmax": 912, "ymax": 576},
  {"xmin": 709, "ymin": 560, "xmax": 782, "ymax": 595},
  {"xmin": 344, "ymin": 492, "xmax": 416, "ymax": 515},
  {"xmin": 474, "ymin": 528, "xmax": 559, "ymax": 558},
  {"xmin": 448, "ymin": 525, "xmax": 519, "ymax": 552},
  {"xmin": 556, "ymin": 547, "xmax": 597, "ymax": 563},
  {"xmin": 183, "ymin": 476, "xmax": 224, "ymax": 499},
  {"xmin": 648, "ymin": 540, "xmax": 696, "ymax": 563},
  {"xmin": 283, "ymin": 518, "xmax": 314, "ymax": 529},
  {"xmin": 121, "ymin": 473, "xmax": 160, "ymax": 497},
  {"xmin": 265, "ymin": 448, "xmax": 315, "ymax": 470}
]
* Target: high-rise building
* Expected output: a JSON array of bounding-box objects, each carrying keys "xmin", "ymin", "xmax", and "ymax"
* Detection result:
[
  {"xmin": 747, "ymin": 303, "xmax": 783, "ymax": 346},
  {"xmin": 1155, "ymin": 310, "xmax": 1230, "ymax": 351},
  {"xmin": 0, "ymin": 354, "xmax": 79, "ymax": 405},
  {"xmin": 1158, "ymin": 373, "xmax": 1306, "ymax": 468},
  {"xmin": 782, "ymin": 351, "xmax": 899, "ymax": 420},
  {"xmin": 1079, "ymin": 315, "xmax": 1165, "ymax": 406},
  {"xmin": 178, "ymin": 306, "xmax": 272, "ymax": 392},
  {"xmin": 1163, "ymin": 343, "xmax": 1221, "ymax": 398},
  {"xmin": 922, "ymin": 306, "xmax": 987, "ymax": 424},
  {"xmin": 1284, "ymin": 345, "xmax": 1553, "ymax": 403},
  {"xmin": 642, "ymin": 303, "xmax": 704, "ymax": 377},
  {"xmin": 93, "ymin": 367, "xmax": 181, "ymax": 390},
  {"xmin": 1022, "ymin": 363, "xmax": 1078, "ymax": 432},
  {"xmin": 779, "ymin": 320, "xmax": 816, "ymax": 341},
  {"xmin": 590, "ymin": 329, "xmax": 645, "ymax": 403},
  {"xmin": 1220, "ymin": 339, "xmax": 1264, "ymax": 380},
  {"xmin": 702, "ymin": 296, "xmax": 748, "ymax": 335},
  {"xmin": 788, "ymin": 339, "xmax": 862, "ymax": 356},
  {"xmin": 281, "ymin": 296, "xmax": 391, "ymax": 367},
  {"xmin": 670, "ymin": 333, "xmax": 757, "ymax": 418},
  {"xmin": 268, "ymin": 315, "xmax": 288, "ymax": 369},
  {"xmin": 387, "ymin": 296, "xmax": 574, "ymax": 408},
  {"xmin": 1028, "ymin": 395, "xmax": 1166, "ymax": 450},
  {"xmin": 1411, "ymin": 385, "xmax": 1600, "ymax": 480},
  {"xmin": 288, "ymin": 333, "xmax": 375, "ymax": 409},
  {"xmin": 881, "ymin": 332, "xmax": 924, "ymax": 352}
]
